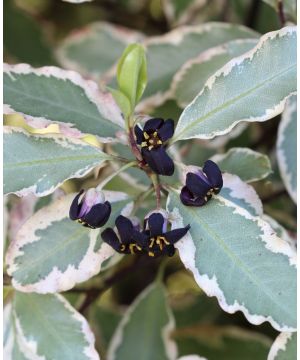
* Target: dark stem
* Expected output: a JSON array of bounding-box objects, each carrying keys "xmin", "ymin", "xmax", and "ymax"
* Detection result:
[
  {"xmin": 277, "ymin": 0, "xmax": 286, "ymax": 26},
  {"xmin": 77, "ymin": 256, "xmax": 152, "ymax": 314},
  {"xmin": 128, "ymin": 127, "xmax": 143, "ymax": 162}
]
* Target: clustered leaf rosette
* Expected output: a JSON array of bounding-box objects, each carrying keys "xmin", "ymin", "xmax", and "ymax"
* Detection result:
[
  {"xmin": 69, "ymin": 188, "xmax": 111, "ymax": 228},
  {"xmin": 134, "ymin": 118, "xmax": 175, "ymax": 176},
  {"xmin": 101, "ymin": 211, "xmax": 190, "ymax": 258},
  {"xmin": 180, "ymin": 160, "xmax": 223, "ymax": 206}
]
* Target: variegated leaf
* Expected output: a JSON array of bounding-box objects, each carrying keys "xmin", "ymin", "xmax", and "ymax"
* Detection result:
[
  {"xmin": 267, "ymin": 332, "xmax": 296, "ymax": 360},
  {"xmin": 167, "ymin": 184, "xmax": 296, "ymax": 331},
  {"xmin": 171, "ymin": 39, "xmax": 258, "ymax": 107},
  {"xmin": 276, "ymin": 94, "xmax": 297, "ymax": 203},
  {"xmin": 4, "ymin": 63, "xmax": 124, "ymax": 140},
  {"xmin": 6, "ymin": 191, "xmax": 132, "ymax": 293},
  {"xmin": 107, "ymin": 282, "xmax": 177, "ymax": 360},
  {"xmin": 11, "ymin": 292, "xmax": 100, "ymax": 360},
  {"xmin": 4, "ymin": 127, "xmax": 111, "ymax": 197},
  {"xmin": 211, "ymin": 147, "xmax": 272, "ymax": 183},
  {"xmin": 139, "ymin": 22, "xmax": 258, "ymax": 109},
  {"xmin": 56, "ymin": 22, "xmax": 143, "ymax": 80},
  {"xmin": 172, "ymin": 26, "xmax": 296, "ymax": 142},
  {"xmin": 262, "ymin": 214, "xmax": 296, "ymax": 251}
]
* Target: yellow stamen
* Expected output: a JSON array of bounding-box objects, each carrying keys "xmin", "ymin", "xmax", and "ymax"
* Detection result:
[
  {"xmin": 141, "ymin": 141, "xmax": 148, "ymax": 147},
  {"xmin": 143, "ymin": 132, "xmax": 150, "ymax": 139},
  {"xmin": 148, "ymin": 251, "xmax": 155, "ymax": 257},
  {"xmin": 120, "ymin": 244, "xmax": 126, "ymax": 252}
]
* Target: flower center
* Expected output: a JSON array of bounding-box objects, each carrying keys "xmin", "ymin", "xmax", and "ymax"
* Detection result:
[
  {"xmin": 149, "ymin": 235, "xmax": 170, "ymax": 251},
  {"xmin": 141, "ymin": 131, "xmax": 163, "ymax": 150}
]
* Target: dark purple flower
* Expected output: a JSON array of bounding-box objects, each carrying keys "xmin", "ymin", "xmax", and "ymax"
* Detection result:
[
  {"xmin": 134, "ymin": 118, "xmax": 175, "ymax": 176},
  {"xmin": 101, "ymin": 215, "xmax": 148, "ymax": 254},
  {"xmin": 69, "ymin": 189, "xmax": 111, "ymax": 228},
  {"xmin": 180, "ymin": 160, "xmax": 223, "ymax": 207},
  {"xmin": 143, "ymin": 212, "xmax": 190, "ymax": 257}
]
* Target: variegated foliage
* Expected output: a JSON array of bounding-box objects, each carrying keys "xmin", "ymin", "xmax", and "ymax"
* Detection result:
[
  {"xmin": 172, "ymin": 27, "xmax": 296, "ymax": 142},
  {"xmin": 4, "ymin": 293, "xmax": 100, "ymax": 360},
  {"xmin": 4, "ymin": 63, "xmax": 124, "ymax": 141},
  {"xmin": 6, "ymin": 192, "xmax": 132, "ymax": 293},
  {"xmin": 167, "ymin": 173, "xmax": 296, "ymax": 332},
  {"xmin": 276, "ymin": 95, "xmax": 297, "ymax": 203}
]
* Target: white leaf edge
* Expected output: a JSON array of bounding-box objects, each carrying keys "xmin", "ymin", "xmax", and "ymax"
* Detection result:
[
  {"xmin": 177, "ymin": 356, "xmax": 207, "ymax": 360},
  {"xmin": 4, "ymin": 126, "xmax": 111, "ymax": 198},
  {"xmin": 211, "ymin": 147, "xmax": 272, "ymax": 182},
  {"xmin": 167, "ymin": 188, "xmax": 297, "ymax": 332},
  {"xmin": 169, "ymin": 39, "xmax": 258, "ymax": 108},
  {"xmin": 135, "ymin": 22, "xmax": 259, "ymax": 111},
  {"xmin": 12, "ymin": 293, "xmax": 100, "ymax": 360},
  {"xmin": 5, "ymin": 191, "xmax": 130, "ymax": 293},
  {"xmin": 276, "ymin": 95, "xmax": 297, "ymax": 203},
  {"xmin": 56, "ymin": 22, "xmax": 144, "ymax": 79},
  {"xmin": 173, "ymin": 26, "xmax": 297, "ymax": 142},
  {"xmin": 267, "ymin": 332, "xmax": 294, "ymax": 360},
  {"xmin": 4, "ymin": 63, "xmax": 125, "ymax": 142},
  {"xmin": 107, "ymin": 282, "xmax": 177, "ymax": 360}
]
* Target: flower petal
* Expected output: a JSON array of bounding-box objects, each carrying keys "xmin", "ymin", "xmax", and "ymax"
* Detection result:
[
  {"xmin": 186, "ymin": 172, "xmax": 211, "ymax": 197},
  {"xmin": 142, "ymin": 147, "xmax": 174, "ymax": 176},
  {"xmin": 134, "ymin": 125, "xmax": 144, "ymax": 144},
  {"xmin": 148, "ymin": 213, "xmax": 164, "ymax": 237},
  {"xmin": 203, "ymin": 160, "xmax": 223, "ymax": 189},
  {"xmin": 82, "ymin": 201, "xmax": 111, "ymax": 228},
  {"xmin": 132, "ymin": 230, "xmax": 149, "ymax": 248},
  {"xmin": 164, "ymin": 245, "xmax": 176, "ymax": 257},
  {"xmin": 115, "ymin": 215, "xmax": 134, "ymax": 244},
  {"xmin": 164, "ymin": 225, "xmax": 190, "ymax": 244},
  {"xmin": 157, "ymin": 119, "xmax": 174, "ymax": 142},
  {"xmin": 101, "ymin": 228, "xmax": 124, "ymax": 253},
  {"xmin": 69, "ymin": 190, "xmax": 84, "ymax": 220},
  {"xmin": 180, "ymin": 186, "xmax": 207, "ymax": 207},
  {"xmin": 144, "ymin": 118, "xmax": 164, "ymax": 132}
]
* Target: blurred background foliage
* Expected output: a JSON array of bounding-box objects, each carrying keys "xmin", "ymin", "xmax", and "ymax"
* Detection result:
[{"xmin": 4, "ymin": 0, "xmax": 296, "ymax": 359}]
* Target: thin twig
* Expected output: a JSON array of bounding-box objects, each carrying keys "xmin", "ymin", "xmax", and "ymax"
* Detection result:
[{"xmin": 277, "ymin": 0, "xmax": 286, "ymax": 26}]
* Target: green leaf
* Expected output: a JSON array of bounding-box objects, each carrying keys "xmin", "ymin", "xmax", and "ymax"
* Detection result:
[
  {"xmin": 262, "ymin": 0, "xmax": 296, "ymax": 23},
  {"xmin": 4, "ymin": 0, "xmax": 56, "ymax": 66},
  {"xmin": 276, "ymin": 95, "xmax": 297, "ymax": 203},
  {"xmin": 4, "ymin": 127, "xmax": 111, "ymax": 197},
  {"xmin": 268, "ymin": 332, "xmax": 297, "ymax": 360},
  {"xmin": 139, "ymin": 22, "xmax": 259, "ymax": 108},
  {"xmin": 162, "ymin": 0, "xmax": 205, "ymax": 25},
  {"xmin": 167, "ymin": 184, "xmax": 296, "ymax": 331},
  {"xmin": 4, "ymin": 63, "xmax": 124, "ymax": 140},
  {"xmin": 11, "ymin": 292, "xmax": 99, "ymax": 359},
  {"xmin": 108, "ymin": 87, "xmax": 132, "ymax": 120},
  {"xmin": 107, "ymin": 282, "xmax": 177, "ymax": 360},
  {"xmin": 117, "ymin": 43, "xmax": 147, "ymax": 111},
  {"xmin": 6, "ymin": 191, "xmax": 132, "ymax": 293},
  {"xmin": 172, "ymin": 27, "xmax": 296, "ymax": 142},
  {"xmin": 211, "ymin": 147, "xmax": 272, "ymax": 182},
  {"xmin": 56, "ymin": 22, "xmax": 143, "ymax": 80},
  {"xmin": 175, "ymin": 325, "xmax": 271, "ymax": 360},
  {"xmin": 171, "ymin": 39, "xmax": 258, "ymax": 107}
]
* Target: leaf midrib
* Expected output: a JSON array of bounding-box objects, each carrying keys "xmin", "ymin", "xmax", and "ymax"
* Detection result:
[
  {"xmin": 169, "ymin": 191, "xmax": 294, "ymax": 322},
  {"xmin": 4, "ymin": 154, "xmax": 104, "ymax": 169},
  {"xmin": 173, "ymin": 61, "xmax": 296, "ymax": 141},
  {"xmin": 14, "ymin": 226, "xmax": 88, "ymax": 278}
]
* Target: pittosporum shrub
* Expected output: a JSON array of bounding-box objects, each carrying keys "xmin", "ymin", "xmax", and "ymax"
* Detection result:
[{"xmin": 3, "ymin": 1, "xmax": 297, "ymax": 359}]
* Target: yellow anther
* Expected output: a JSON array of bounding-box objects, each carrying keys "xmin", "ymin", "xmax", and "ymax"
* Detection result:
[
  {"xmin": 157, "ymin": 140, "xmax": 162, "ymax": 145},
  {"xmin": 148, "ymin": 145, "xmax": 154, "ymax": 150},
  {"xmin": 204, "ymin": 196, "xmax": 208, "ymax": 202},
  {"xmin": 129, "ymin": 243, "xmax": 136, "ymax": 254},
  {"xmin": 120, "ymin": 244, "xmax": 126, "ymax": 252},
  {"xmin": 143, "ymin": 132, "xmax": 150, "ymax": 139},
  {"xmin": 153, "ymin": 131, "xmax": 158, "ymax": 137},
  {"xmin": 149, "ymin": 238, "xmax": 155, "ymax": 248},
  {"xmin": 141, "ymin": 141, "xmax": 148, "ymax": 147},
  {"xmin": 148, "ymin": 251, "xmax": 155, "ymax": 257},
  {"xmin": 149, "ymin": 139, "xmax": 154, "ymax": 144}
]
